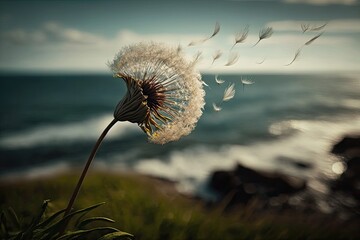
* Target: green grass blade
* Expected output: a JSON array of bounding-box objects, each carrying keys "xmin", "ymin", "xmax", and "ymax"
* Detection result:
[
  {"xmin": 55, "ymin": 227, "xmax": 119, "ymax": 240},
  {"xmin": 40, "ymin": 202, "xmax": 107, "ymax": 237},
  {"xmin": 73, "ymin": 212, "xmax": 87, "ymax": 228},
  {"xmin": 20, "ymin": 199, "xmax": 50, "ymax": 239},
  {"xmin": 77, "ymin": 217, "xmax": 115, "ymax": 230},
  {"xmin": 36, "ymin": 209, "xmax": 66, "ymax": 229},
  {"xmin": 7, "ymin": 207, "xmax": 21, "ymax": 229},
  {"xmin": 68, "ymin": 202, "xmax": 106, "ymax": 217},
  {"xmin": 0, "ymin": 211, "xmax": 8, "ymax": 235},
  {"xmin": 33, "ymin": 200, "xmax": 50, "ymax": 226},
  {"xmin": 96, "ymin": 231, "xmax": 134, "ymax": 240}
]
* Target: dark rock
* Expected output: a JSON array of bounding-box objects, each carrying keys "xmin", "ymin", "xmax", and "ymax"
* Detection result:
[
  {"xmin": 331, "ymin": 135, "xmax": 360, "ymax": 202},
  {"xmin": 209, "ymin": 170, "xmax": 238, "ymax": 195},
  {"xmin": 208, "ymin": 163, "xmax": 307, "ymax": 207},
  {"xmin": 234, "ymin": 164, "xmax": 306, "ymax": 196},
  {"xmin": 347, "ymin": 156, "xmax": 360, "ymax": 171},
  {"xmin": 331, "ymin": 135, "xmax": 360, "ymax": 158},
  {"xmin": 332, "ymin": 157, "xmax": 360, "ymax": 199}
]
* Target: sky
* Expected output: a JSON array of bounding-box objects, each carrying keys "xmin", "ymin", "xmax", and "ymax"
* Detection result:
[{"xmin": 0, "ymin": 0, "xmax": 359, "ymax": 74}]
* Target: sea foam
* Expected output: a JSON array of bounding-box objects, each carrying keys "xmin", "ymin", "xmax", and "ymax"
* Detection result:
[
  {"xmin": 133, "ymin": 116, "xmax": 360, "ymax": 197},
  {"xmin": 0, "ymin": 115, "xmax": 141, "ymax": 149}
]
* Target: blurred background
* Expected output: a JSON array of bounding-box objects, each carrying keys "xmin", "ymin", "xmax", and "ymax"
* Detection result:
[{"xmin": 0, "ymin": 0, "xmax": 359, "ymax": 235}]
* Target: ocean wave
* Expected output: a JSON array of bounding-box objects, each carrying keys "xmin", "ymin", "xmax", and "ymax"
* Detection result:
[
  {"xmin": 0, "ymin": 115, "xmax": 141, "ymax": 149},
  {"xmin": 1, "ymin": 116, "xmax": 358, "ymax": 200},
  {"xmin": 340, "ymin": 99, "xmax": 360, "ymax": 109},
  {"xmin": 133, "ymin": 116, "xmax": 360, "ymax": 197}
]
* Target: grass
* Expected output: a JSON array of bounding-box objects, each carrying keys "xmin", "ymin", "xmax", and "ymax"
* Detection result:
[{"xmin": 0, "ymin": 171, "xmax": 358, "ymax": 240}]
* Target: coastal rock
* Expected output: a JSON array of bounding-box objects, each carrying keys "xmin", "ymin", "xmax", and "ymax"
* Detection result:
[
  {"xmin": 332, "ymin": 157, "xmax": 360, "ymax": 199},
  {"xmin": 208, "ymin": 163, "xmax": 306, "ymax": 207},
  {"xmin": 331, "ymin": 135, "xmax": 360, "ymax": 200},
  {"xmin": 331, "ymin": 135, "xmax": 360, "ymax": 158},
  {"xmin": 209, "ymin": 170, "xmax": 238, "ymax": 195}
]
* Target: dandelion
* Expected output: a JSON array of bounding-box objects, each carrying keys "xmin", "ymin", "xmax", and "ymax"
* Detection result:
[
  {"xmin": 110, "ymin": 42, "xmax": 205, "ymax": 144},
  {"xmin": 253, "ymin": 26, "xmax": 273, "ymax": 47},
  {"xmin": 63, "ymin": 42, "xmax": 205, "ymax": 223}
]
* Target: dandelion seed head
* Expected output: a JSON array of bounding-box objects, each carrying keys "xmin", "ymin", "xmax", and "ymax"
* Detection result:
[{"xmin": 109, "ymin": 42, "xmax": 205, "ymax": 144}]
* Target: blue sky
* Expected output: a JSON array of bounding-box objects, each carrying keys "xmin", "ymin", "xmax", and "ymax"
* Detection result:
[{"xmin": 0, "ymin": 0, "xmax": 359, "ymax": 74}]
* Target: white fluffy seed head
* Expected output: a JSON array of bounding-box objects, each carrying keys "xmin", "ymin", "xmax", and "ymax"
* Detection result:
[{"xmin": 109, "ymin": 42, "xmax": 205, "ymax": 144}]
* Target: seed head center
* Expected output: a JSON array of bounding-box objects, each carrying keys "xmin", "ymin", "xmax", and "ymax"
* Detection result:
[{"xmin": 140, "ymin": 77, "xmax": 166, "ymax": 111}]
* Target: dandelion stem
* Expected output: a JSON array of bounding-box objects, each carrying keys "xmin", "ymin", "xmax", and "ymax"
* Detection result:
[{"xmin": 62, "ymin": 118, "xmax": 117, "ymax": 224}]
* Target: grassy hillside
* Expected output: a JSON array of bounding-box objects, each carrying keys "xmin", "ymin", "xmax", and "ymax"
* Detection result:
[{"xmin": 0, "ymin": 171, "xmax": 358, "ymax": 240}]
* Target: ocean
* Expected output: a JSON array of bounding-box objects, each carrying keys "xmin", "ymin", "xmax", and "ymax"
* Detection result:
[{"xmin": 0, "ymin": 73, "xmax": 359, "ymax": 199}]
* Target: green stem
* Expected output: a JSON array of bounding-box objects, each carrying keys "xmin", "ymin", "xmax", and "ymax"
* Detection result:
[{"xmin": 63, "ymin": 118, "xmax": 118, "ymax": 219}]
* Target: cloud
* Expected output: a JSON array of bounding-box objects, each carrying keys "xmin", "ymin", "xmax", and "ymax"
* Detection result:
[
  {"xmin": 1, "ymin": 22, "xmax": 359, "ymax": 74},
  {"xmin": 0, "ymin": 21, "xmax": 206, "ymax": 47},
  {"xmin": 283, "ymin": 0, "xmax": 358, "ymax": 5},
  {"xmin": 114, "ymin": 29, "xmax": 200, "ymax": 46},
  {"xmin": 0, "ymin": 29, "xmax": 47, "ymax": 44},
  {"xmin": 267, "ymin": 19, "xmax": 360, "ymax": 33},
  {"xmin": 325, "ymin": 19, "xmax": 360, "ymax": 32},
  {"xmin": 0, "ymin": 23, "xmax": 206, "ymax": 58},
  {"xmin": 0, "ymin": 24, "xmax": 210, "ymax": 71},
  {"xmin": 0, "ymin": 21, "xmax": 105, "ymax": 45},
  {"xmin": 42, "ymin": 22, "xmax": 104, "ymax": 44}
]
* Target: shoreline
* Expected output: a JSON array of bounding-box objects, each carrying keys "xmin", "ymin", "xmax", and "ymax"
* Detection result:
[
  {"xmin": 1, "ymin": 167, "xmax": 360, "ymax": 239},
  {"xmin": 1, "ymin": 135, "xmax": 359, "ymax": 223}
]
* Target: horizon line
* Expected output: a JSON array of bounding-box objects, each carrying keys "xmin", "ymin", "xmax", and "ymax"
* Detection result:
[{"xmin": 1, "ymin": 69, "xmax": 359, "ymax": 76}]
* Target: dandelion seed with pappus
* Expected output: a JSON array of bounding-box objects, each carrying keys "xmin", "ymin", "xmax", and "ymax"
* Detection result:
[
  {"xmin": 241, "ymin": 78, "xmax": 255, "ymax": 91},
  {"xmin": 253, "ymin": 26, "xmax": 273, "ymax": 47}
]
